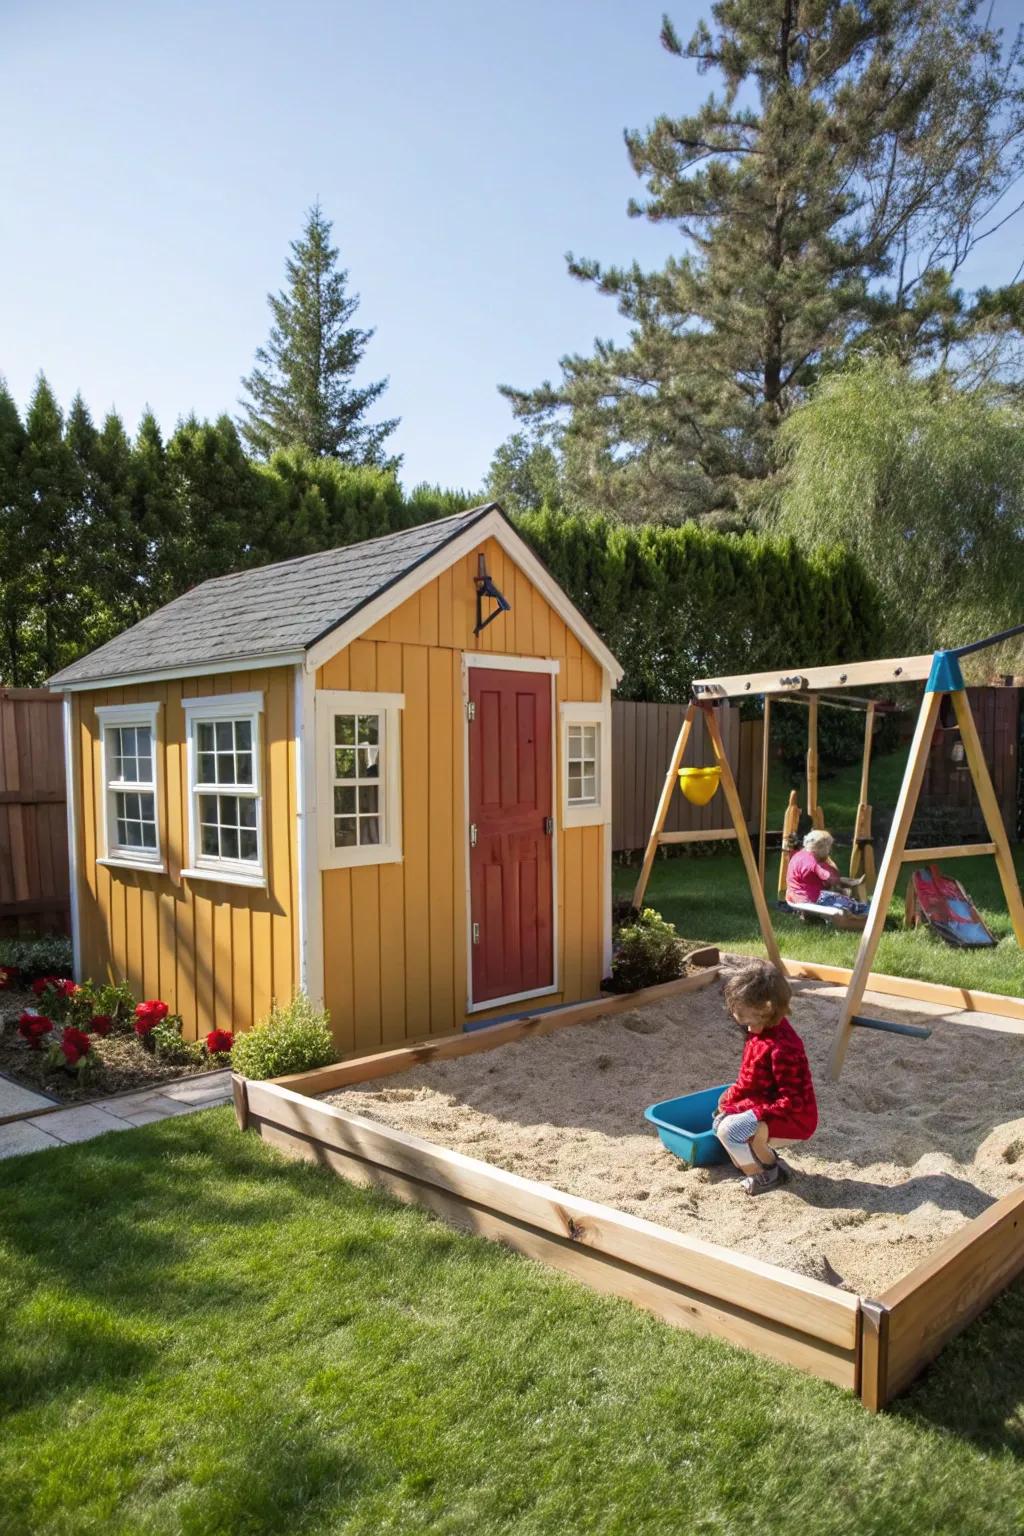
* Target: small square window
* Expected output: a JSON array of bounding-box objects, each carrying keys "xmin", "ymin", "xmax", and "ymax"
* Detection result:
[{"xmin": 318, "ymin": 691, "xmax": 404, "ymax": 869}]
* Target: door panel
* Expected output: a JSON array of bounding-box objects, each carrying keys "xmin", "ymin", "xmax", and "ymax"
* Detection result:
[{"xmin": 469, "ymin": 669, "xmax": 553, "ymax": 1003}]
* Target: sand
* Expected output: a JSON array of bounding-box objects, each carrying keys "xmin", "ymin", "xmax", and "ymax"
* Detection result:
[{"xmin": 323, "ymin": 974, "xmax": 1024, "ymax": 1295}]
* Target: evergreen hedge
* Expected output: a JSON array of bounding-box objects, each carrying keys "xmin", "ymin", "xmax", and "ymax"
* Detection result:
[{"xmin": 514, "ymin": 509, "xmax": 885, "ymax": 702}]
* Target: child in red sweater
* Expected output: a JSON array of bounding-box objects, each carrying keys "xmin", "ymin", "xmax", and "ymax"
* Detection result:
[{"xmin": 713, "ymin": 961, "xmax": 817, "ymax": 1196}]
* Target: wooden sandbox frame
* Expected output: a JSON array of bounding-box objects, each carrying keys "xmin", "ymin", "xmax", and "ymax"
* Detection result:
[{"xmin": 233, "ymin": 966, "xmax": 1024, "ymax": 1411}]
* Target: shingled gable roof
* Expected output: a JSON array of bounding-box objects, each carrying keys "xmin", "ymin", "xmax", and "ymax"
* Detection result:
[{"xmin": 49, "ymin": 502, "xmax": 622, "ymax": 689}]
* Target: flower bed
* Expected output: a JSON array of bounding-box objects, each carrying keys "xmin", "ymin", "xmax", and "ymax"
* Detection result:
[{"xmin": 0, "ymin": 968, "xmax": 233, "ymax": 1105}]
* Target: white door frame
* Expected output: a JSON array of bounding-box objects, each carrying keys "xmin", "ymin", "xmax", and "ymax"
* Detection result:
[{"xmin": 462, "ymin": 653, "xmax": 561, "ymax": 1014}]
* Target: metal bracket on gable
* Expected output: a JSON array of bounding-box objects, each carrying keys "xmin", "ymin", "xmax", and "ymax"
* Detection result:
[{"xmin": 473, "ymin": 553, "xmax": 511, "ymax": 636}]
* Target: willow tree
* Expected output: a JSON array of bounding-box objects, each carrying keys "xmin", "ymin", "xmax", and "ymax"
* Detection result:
[
  {"xmin": 503, "ymin": 2, "xmax": 1024, "ymax": 521},
  {"xmin": 771, "ymin": 356, "xmax": 1024, "ymax": 670}
]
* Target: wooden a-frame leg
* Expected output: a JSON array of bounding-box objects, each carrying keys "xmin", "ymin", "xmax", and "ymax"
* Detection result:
[
  {"xmin": 758, "ymin": 696, "xmax": 771, "ymax": 882},
  {"xmin": 777, "ymin": 789, "xmax": 801, "ymax": 898},
  {"xmin": 829, "ymin": 690, "xmax": 944, "ymax": 1079},
  {"xmin": 632, "ymin": 702, "xmax": 696, "ymax": 910},
  {"xmin": 807, "ymin": 694, "xmax": 824, "ymax": 830},
  {"xmin": 705, "ymin": 704, "xmax": 783, "ymax": 970},
  {"xmin": 850, "ymin": 700, "xmax": 876, "ymax": 891},
  {"xmin": 951, "ymin": 690, "xmax": 1024, "ymax": 947}
]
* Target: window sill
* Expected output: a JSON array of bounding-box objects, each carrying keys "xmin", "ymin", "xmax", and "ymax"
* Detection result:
[
  {"xmin": 564, "ymin": 803, "xmax": 607, "ymax": 829},
  {"xmin": 180, "ymin": 866, "xmax": 268, "ymax": 890},
  {"xmin": 320, "ymin": 847, "xmax": 403, "ymax": 870},
  {"xmin": 97, "ymin": 856, "xmax": 167, "ymax": 875}
]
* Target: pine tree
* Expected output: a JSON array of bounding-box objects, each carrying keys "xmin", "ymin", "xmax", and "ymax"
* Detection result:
[
  {"xmin": 239, "ymin": 204, "xmax": 399, "ymax": 465},
  {"xmin": 0, "ymin": 383, "xmax": 27, "ymax": 683},
  {"xmin": 503, "ymin": 1, "xmax": 1024, "ymax": 520}
]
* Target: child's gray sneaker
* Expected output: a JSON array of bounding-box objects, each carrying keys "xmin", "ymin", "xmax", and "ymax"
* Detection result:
[{"xmin": 742, "ymin": 1162, "xmax": 788, "ymax": 1197}]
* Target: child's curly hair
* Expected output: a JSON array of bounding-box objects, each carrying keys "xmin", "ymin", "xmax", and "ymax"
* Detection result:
[{"xmin": 723, "ymin": 961, "xmax": 791, "ymax": 1026}]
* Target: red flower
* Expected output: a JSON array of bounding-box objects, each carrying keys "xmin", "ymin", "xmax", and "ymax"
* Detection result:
[
  {"xmin": 89, "ymin": 1014, "xmax": 113, "ymax": 1037},
  {"xmin": 18, "ymin": 1011, "xmax": 53, "ymax": 1050},
  {"xmin": 134, "ymin": 999, "xmax": 169, "ymax": 1036},
  {"xmin": 56, "ymin": 979, "xmax": 80, "ymax": 999},
  {"xmin": 31, "ymin": 975, "xmax": 61, "ymax": 997},
  {"xmin": 59, "ymin": 1025, "xmax": 92, "ymax": 1066},
  {"xmin": 206, "ymin": 1028, "xmax": 234, "ymax": 1055}
]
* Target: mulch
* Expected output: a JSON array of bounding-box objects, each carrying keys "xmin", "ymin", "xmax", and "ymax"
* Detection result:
[{"xmin": 0, "ymin": 986, "xmax": 219, "ymax": 1104}]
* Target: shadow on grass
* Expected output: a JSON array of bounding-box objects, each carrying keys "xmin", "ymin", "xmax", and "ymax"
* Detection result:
[{"xmin": 892, "ymin": 1281, "xmax": 1024, "ymax": 1459}]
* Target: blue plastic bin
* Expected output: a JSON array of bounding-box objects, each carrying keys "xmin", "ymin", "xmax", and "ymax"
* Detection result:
[{"xmin": 644, "ymin": 1084, "xmax": 731, "ymax": 1168}]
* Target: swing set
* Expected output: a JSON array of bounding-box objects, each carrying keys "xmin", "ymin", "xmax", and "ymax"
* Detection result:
[{"xmin": 632, "ymin": 627, "xmax": 1024, "ymax": 1079}]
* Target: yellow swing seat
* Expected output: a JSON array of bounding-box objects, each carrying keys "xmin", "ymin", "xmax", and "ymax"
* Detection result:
[{"xmin": 678, "ymin": 766, "xmax": 721, "ymax": 806}]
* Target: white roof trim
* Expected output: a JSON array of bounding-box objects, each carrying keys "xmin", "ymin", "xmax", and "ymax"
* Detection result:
[
  {"xmin": 305, "ymin": 509, "xmax": 623, "ymax": 682},
  {"xmin": 51, "ymin": 650, "xmax": 306, "ymax": 693}
]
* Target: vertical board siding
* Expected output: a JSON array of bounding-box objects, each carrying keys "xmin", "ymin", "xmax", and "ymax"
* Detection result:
[
  {"xmin": 0, "ymin": 688, "xmax": 70, "ymax": 936},
  {"xmin": 922, "ymin": 687, "xmax": 1019, "ymax": 838},
  {"xmin": 319, "ymin": 535, "xmax": 608, "ymax": 1046},
  {"xmin": 72, "ymin": 666, "xmax": 298, "ymax": 1039}
]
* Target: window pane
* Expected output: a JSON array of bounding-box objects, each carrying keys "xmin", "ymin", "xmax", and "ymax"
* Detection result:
[
  {"xmin": 216, "ymin": 752, "xmax": 235, "ymax": 783},
  {"xmin": 335, "ymin": 817, "xmax": 357, "ymax": 847},
  {"xmin": 582, "ymin": 725, "xmax": 597, "ymax": 758},
  {"xmin": 335, "ymin": 715, "xmax": 356, "ymax": 746},
  {"xmin": 360, "ymin": 816, "xmax": 380, "ymax": 845},
  {"xmin": 358, "ymin": 714, "xmax": 379, "ymax": 746},
  {"xmin": 582, "ymin": 772, "xmax": 597, "ymax": 801},
  {"xmin": 136, "ymin": 726, "xmax": 152, "ymax": 755},
  {"xmin": 358, "ymin": 785, "xmax": 379, "ymax": 814},
  {"xmin": 197, "ymin": 722, "xmax": 215, "ymax": 752},
  {"xmin": 239, "ymin": 829, "xmax": 258, "ymax": 861},
  {"xmin": 359, "ymin": 746, "xmax": 380, "ymax": 778},
  {"xmin": 197, "ymin": 752, "xmax": 216, "ymax": 784},
  {"xmin": 335, "ymin": 747, "xmax": 356, "ymax": 780},
  {"xmin": 141, "ymin": 820, "xmax": 157, "ymax": 849},
  {"xmin": 201, "ymin": 824, "xmax": 219, "ymax": 856},
  {"xmin": 215, "ymin": 721, "xmax": 233, "ymax": 751},
  {"xmin": 334, "ymin": 786, "xmax": 356, "ymax": 815},
  {"xmin": 234, "ymin": 720, "xmax": 252, "ymax": 751},
  {"xmin": 235, "ymin": 752, "xmax": 253, "ymax": 786},
  {"xmin": 239, "ymin": 797, "xmax": 257, "ymax": 828},
  {"xmin": 221, "ymin": 826, "xmax": 239, "ymax": 859},
  {"xmin": 568, "ymin": 724, "xmax": 582, "ymax": 759},
  {"xmin": 136, "ymin": 754, "xmax": 153, "ymax": 785},
  {"xmin": 568, "ymin": 765, "xmax": 582, "ymax": 798}
]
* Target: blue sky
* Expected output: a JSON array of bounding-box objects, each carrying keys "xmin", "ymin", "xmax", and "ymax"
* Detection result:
[{"xmin": 3, "ymin": 0, "xmax": 1022, "ymax": 493}]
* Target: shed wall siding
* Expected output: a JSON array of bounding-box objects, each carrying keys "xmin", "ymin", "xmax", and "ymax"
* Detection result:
[
  {"xmin": 316, "ymin": 536, "xmax": 607, "ymax": 1051},
  {"xmin": 71, "ymin": 667, "xmax": 299, "ymax": 1039}
]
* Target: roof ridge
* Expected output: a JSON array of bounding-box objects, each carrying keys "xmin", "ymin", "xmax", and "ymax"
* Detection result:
[{"xmin": 199, "ymin": 502, "xmax": 496, "ymax": 590}]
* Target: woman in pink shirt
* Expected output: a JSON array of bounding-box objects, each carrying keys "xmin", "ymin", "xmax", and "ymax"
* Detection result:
[{"xmin": 786, "ymin": 830, "xmax": 868, "ymax": 914}]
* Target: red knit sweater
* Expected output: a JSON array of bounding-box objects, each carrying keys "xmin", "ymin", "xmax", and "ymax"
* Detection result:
[{"xmin": 719, "ymin": 1017, "xmax": 818, "ymax": 1141}]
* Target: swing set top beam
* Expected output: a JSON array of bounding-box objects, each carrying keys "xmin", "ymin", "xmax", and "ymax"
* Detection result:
[{"xmin": 692, "ymin": 654, "xmax": 933, "ymax": 701}]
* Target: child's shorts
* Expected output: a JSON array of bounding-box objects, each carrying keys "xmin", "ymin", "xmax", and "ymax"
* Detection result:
[{"xmin": 714, "ymin": 1110, "xmax": 793, "ymax": 1156}]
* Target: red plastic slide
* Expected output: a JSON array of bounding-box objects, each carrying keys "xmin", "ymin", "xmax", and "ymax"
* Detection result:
[{"xmin": 905, "ymin": 864, "xmax": 996, "ymax": 949}]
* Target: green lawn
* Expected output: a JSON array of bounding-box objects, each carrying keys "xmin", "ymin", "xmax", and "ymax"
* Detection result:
[
  {"xmin": 1, "ymin": 1112, "xmax": 1024, "ymax": 1534},
  {"xmin": 618, "ymin": 845, "xmax": 1024, "ymax": 997}
]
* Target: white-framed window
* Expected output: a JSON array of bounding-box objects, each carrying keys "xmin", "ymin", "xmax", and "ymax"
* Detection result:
[
  {"xmin": 95, "ymin": 703, "xmax": 164, "ymax": 870},
  {"xmin": 315, "ymin": 690, "xmax": 404, "ymax": 868},
  {"xmin": 561, "ymin": 699, "xmax": 611, "ymax": 828},
  {"xmin": 182, "ymin": 692, "xmax": 265, "ymax": 887}
]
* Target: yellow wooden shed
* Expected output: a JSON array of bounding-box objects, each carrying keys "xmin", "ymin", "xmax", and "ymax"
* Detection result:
[{"xmin": 49, "ymin": 504, "xmax": 623, "ymax": 1051}]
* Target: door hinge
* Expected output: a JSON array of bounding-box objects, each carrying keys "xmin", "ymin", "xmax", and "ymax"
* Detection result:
[
  {"xmin": 466, "ymin": 700, "xmax": 476, "ymax": 721},
  {"xmin": 472, "ymin": 922, "xmax": 480, "ymax": 945},
  {"xmin": 470, "ymin": 823, "xmax": 478, "ymax": 847},
  {"xmin": 544, "ymin": 816, "xmax": 554, "ymax": 835}
]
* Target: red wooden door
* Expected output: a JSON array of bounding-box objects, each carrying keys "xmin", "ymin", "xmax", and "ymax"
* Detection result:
[{"xmin": 468, "ymin": 668, "xmax": 554, "ymax": 1004}]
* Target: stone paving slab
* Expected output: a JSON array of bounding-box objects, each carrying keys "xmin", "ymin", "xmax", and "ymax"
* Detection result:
[
  {"xmin": 27, "ymin": 1105, "xmax": 133, "ymax": 1145},
  {"xmin": 0, "ymin": 1075, "xmax": 55, "ymax": 1118},
  {"xmin": 0, "ymin": 1120, "xmax": 61, "ymax": 1157}
]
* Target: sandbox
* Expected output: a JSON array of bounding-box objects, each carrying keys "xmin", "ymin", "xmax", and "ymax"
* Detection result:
[
  {"xmin": 233, "ymin": 967, "xmax": 1024, "ymax": 1409},
  {"xmin": 322, "ymin": 977, "xmax": 1024, "ymax": 1298}
]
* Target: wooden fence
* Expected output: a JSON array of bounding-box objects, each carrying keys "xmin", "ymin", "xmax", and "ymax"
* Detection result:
[
  {"xmin": 0, "ymin": 689, "xmax": 70, "ymax": 937},
  {"xmin": 921, "ymin": 686, "xmax": 1020, "ymax": 841},
  {"xmin": 612, "ymin": 701, "xmax": 763, "ymax": 853}
]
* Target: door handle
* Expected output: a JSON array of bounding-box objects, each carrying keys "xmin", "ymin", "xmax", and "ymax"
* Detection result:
[{"xmin": 544, "ymin": 817, "xmax": 554, "ymax": 835}]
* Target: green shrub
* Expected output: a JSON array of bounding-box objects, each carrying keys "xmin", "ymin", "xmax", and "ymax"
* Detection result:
[
  {"xmin": 0, "ymin": 934, "xmax": 73, "ymax": 981},
  {"xmin": 231, "ymin": 994, "xmax": 335, "ymax": 1081},
  {"xmin": 609, "ymin": 907, "xmax": 688, "ymax": 992},
  {"xmin": 150, "ymin": 1016, "xmax": 206, "ymax": 1066}
]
